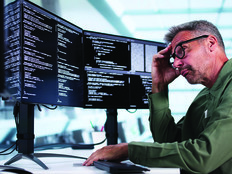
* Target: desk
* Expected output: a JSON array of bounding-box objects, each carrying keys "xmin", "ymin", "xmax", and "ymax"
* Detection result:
[{"xmin": 0, "ymin": 148, "xmax": 180, "ymax": 174}]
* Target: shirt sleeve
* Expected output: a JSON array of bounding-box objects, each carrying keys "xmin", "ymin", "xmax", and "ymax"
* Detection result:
[{"xmin": 148, "ymin": 92, "xmax": 182, "ymax": 143}]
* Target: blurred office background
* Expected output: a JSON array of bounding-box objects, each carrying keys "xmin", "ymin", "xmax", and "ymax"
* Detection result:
[{"xmin": 1, "ymin": 0, "xmax": 232, "ymax": 152}]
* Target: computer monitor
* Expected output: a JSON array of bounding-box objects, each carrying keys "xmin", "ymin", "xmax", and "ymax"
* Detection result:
[
  {"xmin": 83, "ymin": 31, "xmax": 166, "ymax": 109},
  {"xmin": 4, "ymin": 0, "xmax": 84, "ymax": 107},
  {"xmin": 3, "ymin": 0, "xmax": 84, "ymax": 169},
  {"xmin": 2, "ymin": 0, "xmax": 167, "ymax": 168},
  {"xmin": 4, "ymin": 1, "xmax": 167, "ymax": 109}
]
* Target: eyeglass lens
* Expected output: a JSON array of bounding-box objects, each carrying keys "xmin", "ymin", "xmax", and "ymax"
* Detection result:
[
  {"xmin": 175, "ymin": 45, "xmax": 185, "ymax": 59},
  {"xmin": 170, "ymin": 45, "xmax": 184, "ymax": 67}
]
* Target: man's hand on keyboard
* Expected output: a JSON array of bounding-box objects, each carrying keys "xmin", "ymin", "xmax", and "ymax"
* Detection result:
[{"xmin": 83, "ymin": 143, "xmax": 128, "ymax": 166}]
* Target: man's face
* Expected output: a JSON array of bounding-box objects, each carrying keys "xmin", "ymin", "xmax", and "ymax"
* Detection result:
[{"xmin": 171, "ymin": 31, "xmax": 211, "ymax": 85}]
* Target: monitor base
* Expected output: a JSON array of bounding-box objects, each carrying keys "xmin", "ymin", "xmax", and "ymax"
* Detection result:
[{"xmin": 4, "ymin": 152, "xmax": 87, "ymax": 170}]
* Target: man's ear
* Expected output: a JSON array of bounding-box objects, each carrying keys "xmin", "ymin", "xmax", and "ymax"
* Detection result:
[{"xmin": 207, "ymin": 35, "xmax": 217, "ymax": 52}]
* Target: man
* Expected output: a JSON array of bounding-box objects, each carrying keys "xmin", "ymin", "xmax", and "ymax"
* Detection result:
[{"xmin": 83, "ymin": 20, "xmax": 232, "ymax": 174}]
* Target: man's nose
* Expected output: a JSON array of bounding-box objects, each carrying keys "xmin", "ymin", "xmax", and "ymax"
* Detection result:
[{"xmin": 173, "ymin": 57, "xmax": 184, "ymax": 69}]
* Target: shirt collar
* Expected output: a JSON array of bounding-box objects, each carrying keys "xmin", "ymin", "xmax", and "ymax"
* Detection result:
[{"xmin": 209, "ymin": 58, "xmax": 232, "ymax": 95}]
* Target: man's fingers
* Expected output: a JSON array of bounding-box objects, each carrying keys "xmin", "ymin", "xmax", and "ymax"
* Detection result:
[
  {"xmin": 83, "ymin": 156, "xmax": 97, "ymax": 166},
  {"xmin": 83, "ymin": 148, "xmax": 106, "ymax": 166},
  {"xmin": 158, "ymin": 44, "xmax": 172, "ymax": 55},
  {"xmin": 83, "ymin": 152, "xmax": 98, "ymax": 166},
  {"xmin": 153, "ymin": 45, "xmax": 172, "ymax": 62}
]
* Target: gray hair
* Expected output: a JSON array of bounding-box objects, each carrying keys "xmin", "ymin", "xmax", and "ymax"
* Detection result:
[{"xmin": 164, "ymin": 20, "xmax": 225, "ymax": 50}]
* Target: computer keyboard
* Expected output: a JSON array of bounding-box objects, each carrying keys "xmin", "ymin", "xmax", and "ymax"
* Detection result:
[{"xmin": 94, "ymin": 160, "xmax": 150, "ymax": 173}]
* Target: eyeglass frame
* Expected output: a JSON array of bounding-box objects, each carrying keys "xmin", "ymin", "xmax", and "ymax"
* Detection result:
[{"xmin": 170, "ymin": 35, "xmax": 209, "ymax": 60}]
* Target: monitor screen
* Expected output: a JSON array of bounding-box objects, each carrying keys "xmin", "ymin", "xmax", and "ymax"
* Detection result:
[
  {"xmin": 83, "ymin": 31, "xmax": 166, "ymax": 108},
  {"xmin": 4, "ymin": 0, "xmax": 84, "ymax": 107},
  {"xmin": 3, "ymin": 0, "xmax": 166, "ymax": 109}
]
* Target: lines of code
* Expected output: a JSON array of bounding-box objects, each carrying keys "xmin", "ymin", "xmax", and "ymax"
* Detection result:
[{"xmin": 4, "ymin": 1, "xmax": 84, "ymax": 106}]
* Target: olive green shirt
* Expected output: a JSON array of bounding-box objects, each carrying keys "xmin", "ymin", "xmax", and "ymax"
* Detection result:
[{"xmin": 128, "ymin": 59, "xmax": 232, "ymax": 174}]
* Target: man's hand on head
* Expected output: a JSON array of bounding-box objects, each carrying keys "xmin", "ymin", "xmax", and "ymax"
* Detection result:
[{"xmin": 151, "ymin": 45, "xmax": 180, "ymax": 93}]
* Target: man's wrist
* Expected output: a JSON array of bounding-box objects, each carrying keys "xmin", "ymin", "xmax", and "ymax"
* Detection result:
[{"xmin": 152, "ymin": 84, "xmax": 167, "ymax": 93}]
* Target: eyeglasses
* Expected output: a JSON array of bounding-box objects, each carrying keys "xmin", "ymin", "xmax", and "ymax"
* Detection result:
[{"xmin": 170, "ymin": 35, "xmax": 209, "ymax": 66}]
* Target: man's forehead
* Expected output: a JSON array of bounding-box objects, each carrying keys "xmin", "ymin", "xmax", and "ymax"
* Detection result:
[{"xmin": 171, "ymin": 31, "xmax": 194, "ymax": 48}]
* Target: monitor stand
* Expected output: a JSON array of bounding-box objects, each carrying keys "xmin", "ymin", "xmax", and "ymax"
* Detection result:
[
  {"xmin": 4, "ymin": 102, "xmax": 86, "ymax": 170},
  {"xmin": 105, "ymin": 108, "xmax": 118, "ymax": 145}
]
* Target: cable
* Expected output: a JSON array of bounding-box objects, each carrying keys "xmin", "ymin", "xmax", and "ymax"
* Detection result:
[
  {"xmin": 126, "ymin": 108, "xmax": 137, "ymax": 113},
  {"xmin": 35, "ymin": 104, "xmax": 58, "ymax": 112},
  {"xmin": 94, "ymin": 137, "xmax": 107, "ymax": 146},
  {"xmin": 34, "ymin": 137, "xmax": 107, "ymax": 151},
  {"xmin": 0, "ymin": 146, "xmax": 16, "ymax": 155},
  {"xmin": 0, "ymin": 142, "xmax": 16, "ymax": 155},
  {"xmin": 41, "ymin": 104, "xmax": 57, "ymax": 110}
]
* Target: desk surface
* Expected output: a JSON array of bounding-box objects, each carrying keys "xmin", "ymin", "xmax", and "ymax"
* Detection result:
[{"xmin": 0, "ymin": 148, "xmax": 180, "ymax": 174}]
